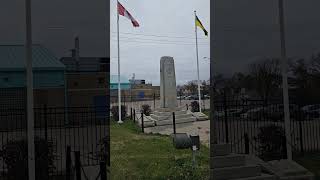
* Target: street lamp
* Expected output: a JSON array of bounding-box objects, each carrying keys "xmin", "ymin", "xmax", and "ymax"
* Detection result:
[
  {"xmin": 25, "ymin": 0, "xmax": 35, "ymax": 179},
  {"xmin": 278, "ymin": 0, "xmax": 292, "ymax": 160}
]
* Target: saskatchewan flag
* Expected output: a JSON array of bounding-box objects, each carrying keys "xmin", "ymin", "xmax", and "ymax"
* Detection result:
[{"xmin": 195, "ymin": 15, "xmax": 208, "ymax": 36}]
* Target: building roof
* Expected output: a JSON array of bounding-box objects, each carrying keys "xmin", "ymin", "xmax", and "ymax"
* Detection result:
[
  {"xmin": 60, "ymin": 57, "xmax": 109, "ymax": 72},
  {"xmin": 0, "ymin": 45, "xmax": 65, "ymax": 71},
  {"xmin": 110, "ymin": 75, "xmax": 130, "ymax": 84}
]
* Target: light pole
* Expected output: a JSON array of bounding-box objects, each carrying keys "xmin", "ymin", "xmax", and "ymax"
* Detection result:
[
  {"xmin": 278, "ymin": 0, "xmax": 292, "ymax": 160},
  {"xmin": 25, "ymin": 0, "xmax": 35, "ymax": 179}
]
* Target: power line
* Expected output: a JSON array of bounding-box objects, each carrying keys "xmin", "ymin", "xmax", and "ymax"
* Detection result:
[
  {"xmin": 110, "ymin": 38, "xmax": 209, "ymax": 46},
  {"xmin": 111, "ymin": 36, "xmax": 209, "ymax": 44},
  {"xmin": 110, "ymin": 31, "xmax": 209, "ymax": 40}
]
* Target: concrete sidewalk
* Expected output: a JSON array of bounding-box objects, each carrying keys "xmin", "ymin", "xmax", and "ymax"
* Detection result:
[{"xmin": 144, "ymin": 120, "xmax": 210, "ymax": 147}]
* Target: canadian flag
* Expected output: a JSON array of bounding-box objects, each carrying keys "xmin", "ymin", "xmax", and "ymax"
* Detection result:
[{"xmin": 118, "ymin": 1, "xmax": 139, "ymax": 27}]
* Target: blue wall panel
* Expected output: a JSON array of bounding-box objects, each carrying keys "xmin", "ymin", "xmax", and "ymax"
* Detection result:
[{"xmin": 0, "ymin": 70, "xmax": 65, "ymax": 88}]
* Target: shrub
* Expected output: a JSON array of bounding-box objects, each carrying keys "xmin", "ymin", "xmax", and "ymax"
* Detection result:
[
  {"xmin": 111, "ymin": 105, "xmax": 127, "ymax": 121},
  {"xmin": 191, "ymin": 101, "xmax": 200, "ymax": 112},
  {"xmin": 254, "ymin": 124, "xmax": 286, "ymax": 161},
  {"xmin": 0, "ymin": 137, "xmax": 55, "ymax": 180},
  {"xmin": 141, "ymin": 104, "xmax": 151, "ymax": 116}
]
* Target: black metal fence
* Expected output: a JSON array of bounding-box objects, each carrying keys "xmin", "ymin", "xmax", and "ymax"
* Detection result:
[
  {"xmin": 213, "ymin": 99, "xmax": 320, "ymax": 159},
  {"xmin": 110, "ymin": 94, "xmax": 210, "ymax": 114},
  {"xmin": 0, "ymin": 105, "xmax": 110, "ymax": 179}
]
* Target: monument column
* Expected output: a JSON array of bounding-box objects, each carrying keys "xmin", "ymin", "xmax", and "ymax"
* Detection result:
[{"xmin": 160, "ymin": 56, "xmax": 178, "ymax": 109}]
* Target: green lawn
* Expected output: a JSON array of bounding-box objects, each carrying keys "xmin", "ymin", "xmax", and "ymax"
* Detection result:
[
  {"xmin": 203, "ymin": 110, "xmax": 210, "ymax": 117},
  {"xmin": 294, "ymin": 153, "xmax": 320, "ymax": 180},
  {"xmin": 110, "ymin": 120, "xmax": 209, "ymax": 180}
]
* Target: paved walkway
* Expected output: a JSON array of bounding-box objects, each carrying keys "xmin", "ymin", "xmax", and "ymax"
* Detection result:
[{"xmin": 144, "ymin": 120, "xmax": 210, "ymax": 147}]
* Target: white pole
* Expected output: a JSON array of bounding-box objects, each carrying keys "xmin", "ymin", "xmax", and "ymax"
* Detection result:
[
  {"xmin": 25, "ymin": 0, "xmax": 36, "ymax": 179},
  {"xmin": 117, "ymin": 2, "xmax": 123, "ymax": 124},
  {"xmin": 194, "ymin": 11, "xmax": 202, "ymax": 113},
  {"xmin": 278, "ymin": 0, "xmax": 292, "ymax": 160}
]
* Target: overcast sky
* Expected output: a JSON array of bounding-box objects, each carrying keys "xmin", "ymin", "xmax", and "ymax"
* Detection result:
[
  {"xmin": 0, "ymin": 0, "xmax": 108, "ymax": 58},
  {"xmin": 2, "ymin": 1, "xmax": 320, "ymax": 85},
  {"xmin": 110, "ymin": 0, "xmax": 210, "ymax": 85},
  {"xmin": 213, "ymin": 0, "xmax": 320, "ymax": 76}
]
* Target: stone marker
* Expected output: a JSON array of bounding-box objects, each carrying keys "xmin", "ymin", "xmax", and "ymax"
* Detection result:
[
  {"xmin": 146, "ymin": 56, "xmax": 196, "ymax": 126},
  {"xmin": 160, "ymin": 56, "xmax": 178, "ymax": 108}
]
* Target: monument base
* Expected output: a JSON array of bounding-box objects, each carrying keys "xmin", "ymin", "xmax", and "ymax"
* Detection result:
[{"xmin": 149, "ymin": 106, "xmax": 196, "ymax": 126}]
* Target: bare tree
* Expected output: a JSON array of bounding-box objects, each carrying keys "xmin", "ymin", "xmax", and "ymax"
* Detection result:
[
  {"xmin": 249, "ymin": 58, "xmax": 281, "ymax": 102},
  {"xmin": 186, "ymin": 80, "xmax": 198, "ymax": 94}
]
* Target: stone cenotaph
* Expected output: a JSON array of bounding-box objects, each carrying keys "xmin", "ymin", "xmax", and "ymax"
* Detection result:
[{"xmin": 149, "ymin": 56, "xmax": 196, "ymax": 126}]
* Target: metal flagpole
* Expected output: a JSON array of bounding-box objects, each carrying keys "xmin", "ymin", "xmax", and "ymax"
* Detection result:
[
  {"xmin": 25, "ymin": 0, "xmax": 36, "ymax": 179},
  {"xmin": 278, "ymin": 0, "xmax": 292, "ymax": 160},
  {"xmin": 117, "ymin": 1, "xmax": 123, "ymax": 124},
  {"xmin": 194, "ymin": 10, "xmax": 202, "ymax": 113}
]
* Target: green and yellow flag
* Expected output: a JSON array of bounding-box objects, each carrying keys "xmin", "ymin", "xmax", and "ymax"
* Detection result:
[{"xmin": 195, "ymin": 15, "xmax": 208, "ymax": 36}]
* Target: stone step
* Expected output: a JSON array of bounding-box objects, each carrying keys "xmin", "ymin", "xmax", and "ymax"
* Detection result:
[
  {"xmin": 155, "ymin": 106, "xmax": 186, "ymax": 112},
  {"xmin": 150, "ymin": 113, "xmax": 192, "ymax": 121},
  {"xmin": 211, "ymin": 165, "xmax": 261, "ymax": 180},
  {"xmin": 212, "ymin": 144, "xmax": 231, "ymax": 156},
  {"xmin": 236, "ymin": 174, "xmax": 277, "ymax": 180},
  {"xmin": 153, "ymin": 110, "xmax": 187, "ymax": 116},
  {"xmin": 137, "ymin": 116, "xmax": 156, "ymax": 127},
  {"xmin": 279, "ymin": 174, "xmax": 314, "ymax": 180},
  {"xmin": 192, "ymin": 112, "xmax": 209, "ymax": 121},
  {"xmin": 211, "ymin": 154, "xmax": 246, "ymax": 168},
  {"xmin": 155, "ymin": 117, "xmax": 196, "ymax": 126}
]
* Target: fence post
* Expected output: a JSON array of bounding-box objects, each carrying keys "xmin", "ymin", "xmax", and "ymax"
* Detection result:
[
  {"xmin": 173, "ymin": 112, "xmax": 176, "ymax": 134},
  {"xmin": 282, "ymin": 137, "xmax": 288, "ymax": 159},
  {"xmin": 100, "ymin": 161, "xmax": 107, "ymax": 180},
  {"xmin": 75, "ymin": 151, "xmax": 81, "ymax": 180},
  {"xmin": 153, "ymin": 93, "xmax": 156, "ymax": 110},
  {"xmin": 141, "ymin": 112, "xmax": 144, "ymax": 133},
  {"xmin": 133, "ymin": 109, "xmax": 136, "ymax": 123},
  {"xmin": 66, "ymin": 146, "xmax": 71, "ymax": 180},
  {"xmin": 130, "ymin": 108, "xmax": 133, "ymax": 120},
  {"xmin": 203, "ymin": 98, "xmax": 205, "ymax": 111},
  {"xmin": 44, "ymin": 104, "xmax": 48, "ymax": 142},
  {"xmin": 223, "ymin": 90, "xmax": 229, "ymax": 143},
  {"xmin": 244, "ymin": 133, "xmax": 249, "ymax": 154},
  {"xmin": 186, "ymin": 104, "xmax": 188, "ymax": 111},
  {"xmin": 124, "ymin": 95, "xmax": 126, "ymax": 107},
  {"xmin": 299, "ymin": 109, "xmax": 304, "ymax": 155}
]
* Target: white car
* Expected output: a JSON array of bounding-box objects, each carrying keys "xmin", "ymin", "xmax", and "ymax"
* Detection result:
[
  {"xmin": 214, "ymin": 108, "xmax": 243, "ymax": 118},
  {"xmin": 240, "ymin": 107, "xmax": 264, "ymax": 119},
  {"xmin": 301, "ymin": 104, "xmax": 320, "ymax": 118}
]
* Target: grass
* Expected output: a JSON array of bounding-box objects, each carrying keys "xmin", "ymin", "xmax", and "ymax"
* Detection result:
[
  {"xmin": 294, "ymin": 153, "xmax": 320, "ymax": 180},
  {"xmin": 203, "ymin": 110, "xmax": 210, "ymax": 117},
  {"xmin": 110, "ymin": 119, "xmax": 209, "ymax": 180}
]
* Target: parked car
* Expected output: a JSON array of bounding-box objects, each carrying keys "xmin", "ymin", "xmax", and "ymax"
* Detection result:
[
  {"xmin": 177, "ymin": 96, "xmax": 184, "ymax": 100},
  {"xmin": 301, "ymin": 104, "xmax": 320, "ymax": 119},
  {"xmin": 240, "ymin": 107, "xmax": 264, "ymax": 120},
  {"xmin": 185, "ymin": 95, "xmax": 192, "ymax": 100},
  {"xmin": 214, "ymin": 108, "xmax": 244, "ymax": 118},
  {"xmin": 264, "ymin": 104, "xmax": 300, "ymax": 121},
  {"xmin": 184, "ymin": 94, "xmax": 197, "ymax": 100}
]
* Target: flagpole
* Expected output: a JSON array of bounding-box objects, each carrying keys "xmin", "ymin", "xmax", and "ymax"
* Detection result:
[
  {"xmin": 278, "ymin": 0, "xmax": 292, "ymax": 160},
  {"xmin": 117, "ymin": 2, "xmax": 123, "ymax": 124},
  {"xmin": 194, "ymin": 11, "xmax": 202, "ymax": 113},
  {"xmin": 26, "ymin": 0, "xmax": 36, "ymax": 179}
]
